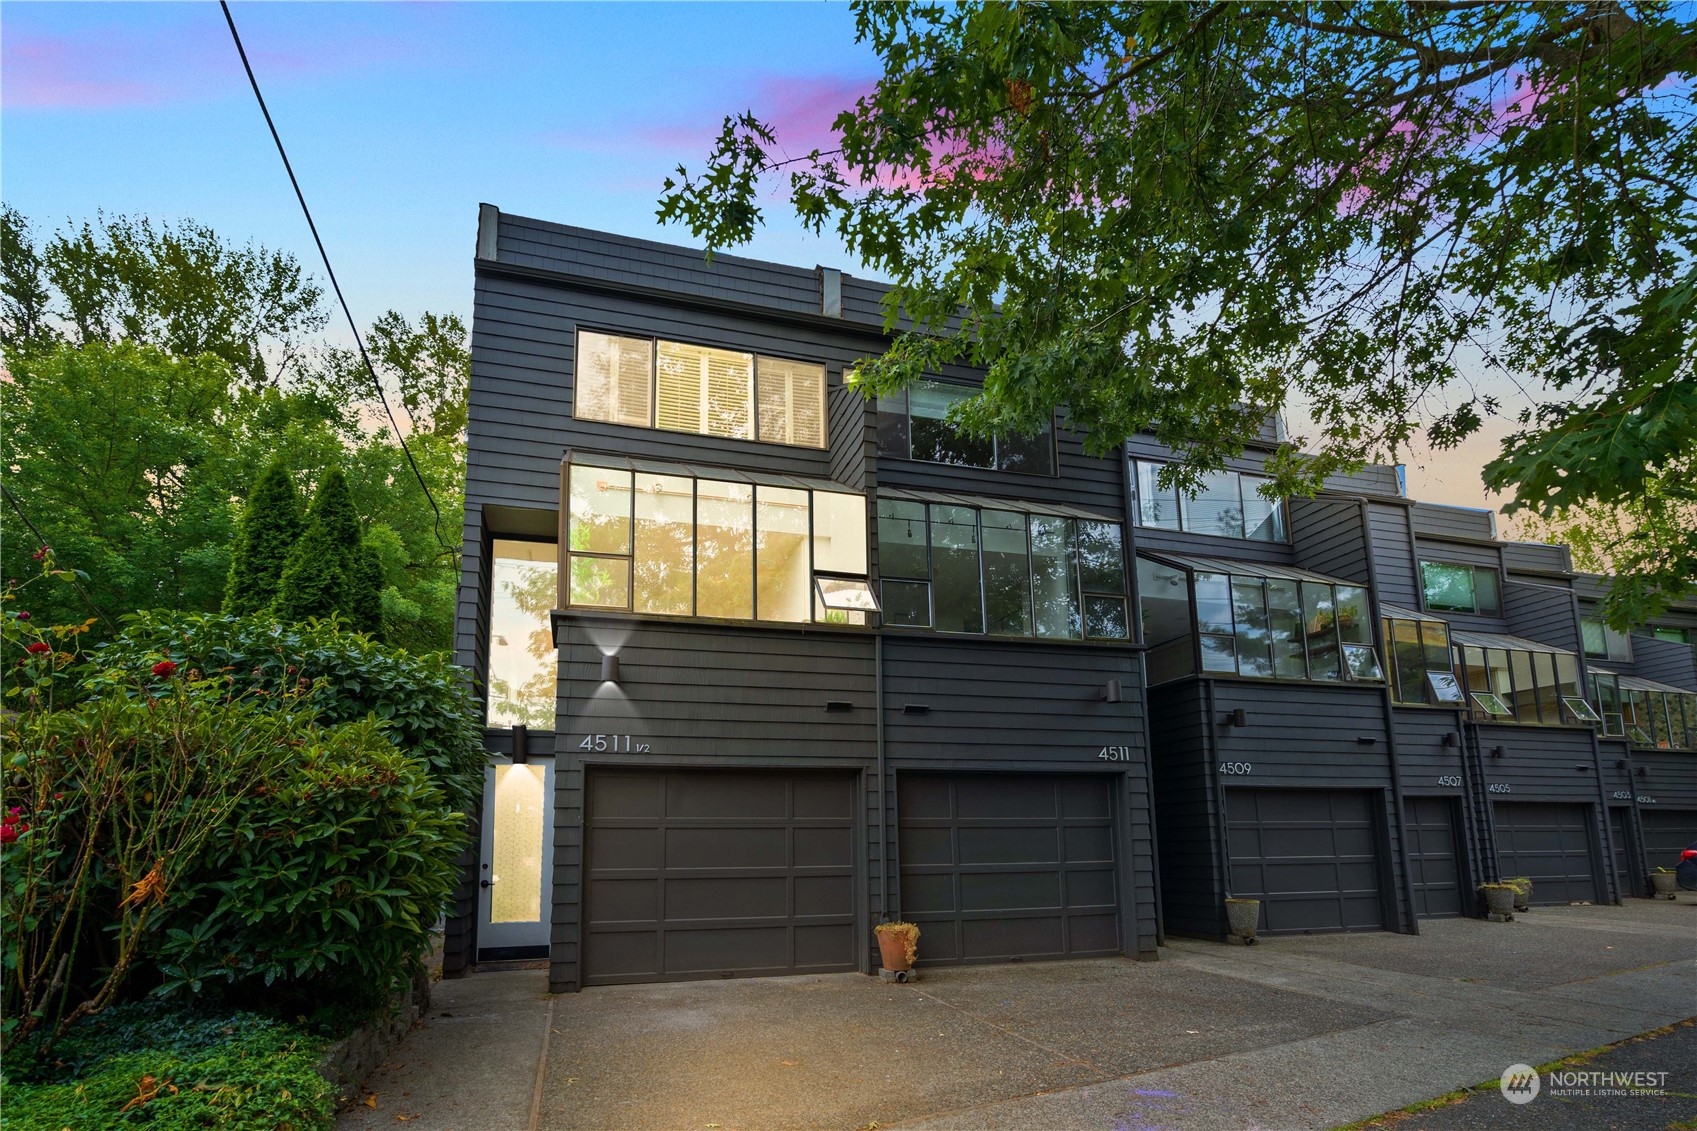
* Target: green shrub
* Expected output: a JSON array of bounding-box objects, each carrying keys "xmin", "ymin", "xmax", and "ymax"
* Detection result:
[
  {"xmin": 154, "ymin": 717, "xmax": 460, "ymax": 1008},
  {"xmin": 2, "ymin": 1000, "xmax": 334, "ymax": 1130},
  {"xmin": 91, "ymin": 612, "xmax": 484, "ymax": 813}
]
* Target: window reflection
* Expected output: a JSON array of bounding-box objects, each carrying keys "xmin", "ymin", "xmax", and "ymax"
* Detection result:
[
  {"xmin": 487, "ymin": 540, "xmax": 558, "ymax": 729},
  {"xmin": 1132, "ymin": 460, "xmax": 1286, "ymax": 542},
  {"xmin": 876, "ymin": 380, "xmax": 1055, "ymax": 474},
  {"xmin": 756, "ymin": 486, "xmax": 811, "ymax": 623}
]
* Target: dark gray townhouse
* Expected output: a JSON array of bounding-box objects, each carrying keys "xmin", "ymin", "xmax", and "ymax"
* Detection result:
[{"xmin": 450, "ymin": 206, "xmax": 1697, "ymax": 986}]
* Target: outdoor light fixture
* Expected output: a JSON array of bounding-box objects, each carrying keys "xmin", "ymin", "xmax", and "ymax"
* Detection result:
[
  {"xmin": 511, "ymin": 723, "xmax": 530, "ymax": 766},
  {"xmin": 1441, "ymin": 732, "xmax": 1459, "ymax": 748},
  {"xmin": 1636, "ymin": 766, "xmax": 1649, "ymax": 778},
  {"xmin": 903, "ymin": 703, "xmax": 930, "ymax": 715},
  {"xmin": 1355, "ymin": 736, "xmax": 1377, "ymax": 746},
  {"xmin": 1223, "ymin": 708, "xmax": 1248, "ymax": 727},
  {"xmin": 1616, "ymin": 759, "xmax": 1630, "ymax": 770},
  {"xmin": 824, "ymin": 700, "xmax": 853, "ymax": 713},
  {"xmin": 600, "ymin": 654, "xmax": 620, "ymax": 683},
  {"xmin": 1100, "ymin": 679, "xmax": 1122, "ymax": 703},
  {"xmin": 1491, "ymin": 745, "xmax": 1507, "ymax": 758},
  {"xmin": 1576, "ymin": 764, "xmax": 1593, "ymax": 773}
]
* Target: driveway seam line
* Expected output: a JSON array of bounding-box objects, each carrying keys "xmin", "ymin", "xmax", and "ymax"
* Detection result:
[
  {"xmin": 527, "ymin": 992, "xmax": 555, "ymax": 1131},
  {"xmin": 907, "ymin": 983, "xmax": 1111, "ymax": 1076}
]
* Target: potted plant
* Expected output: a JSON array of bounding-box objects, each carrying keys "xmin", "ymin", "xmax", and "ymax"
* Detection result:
[
  {"xmin": 1651, "ymin": 867, "xmax": 1678, "ymax": 899},
  {"xmin": 875, "ymin": 921, "xmax": 920, "ymax": 980},
  {"xmin": 1481, "ymin": 882, "xmax": 1517, "ymax": 920},
  {"xmin": 1224, "ymin": 897, "xmax": 1261, "ymax": 945},
  {"xmin": 1505, "ymin": 876, "xmax": 1533, "ymax": 912}
]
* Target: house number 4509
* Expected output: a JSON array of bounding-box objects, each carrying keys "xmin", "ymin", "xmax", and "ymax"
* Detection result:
[{"xmin": 1219, "ymin": 762, "xmax": 1253, "ymax": 775}]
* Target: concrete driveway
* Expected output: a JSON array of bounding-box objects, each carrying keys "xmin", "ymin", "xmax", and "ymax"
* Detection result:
[{"xmin": 340, "ymin": 899, "xmax": 1697, "ymax": 1131}]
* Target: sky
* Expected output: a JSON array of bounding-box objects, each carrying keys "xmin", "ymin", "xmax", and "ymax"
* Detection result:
[{"xmin": 2, "ymin": 0, "xmax": 1516, "ymax": 516}]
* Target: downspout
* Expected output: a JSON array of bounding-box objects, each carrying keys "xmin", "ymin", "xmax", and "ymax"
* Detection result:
[
  {"xmin": 876, "ymin": 631, "xmax": 888, "ymax": 926},
  {"xmin": 1123, "ymin": 446, "xmax": 1165, "ymax": 947},
  {"xmin": 1568, "ymin": 589, "xmax": 1624, "ymax": 905},
  {"xmin": 1203, "ymin": 679, "xmax": 1231, "ymax": 938},
  {"xmin": 1356, "ymin": 496, "xmax": 1420, "ymax": 936}
]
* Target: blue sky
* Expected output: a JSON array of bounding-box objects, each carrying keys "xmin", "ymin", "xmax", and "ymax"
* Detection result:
[{"xmin": 2, "ymin": 1, "xmax": 1511, "ymax": 512}]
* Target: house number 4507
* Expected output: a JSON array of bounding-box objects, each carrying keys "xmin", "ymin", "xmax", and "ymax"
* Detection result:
[{"xmin": 578, "ymin": 734, "xmax": 651, "ymax": 753}]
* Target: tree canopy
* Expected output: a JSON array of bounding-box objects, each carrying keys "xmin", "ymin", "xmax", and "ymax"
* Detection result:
[{"xmin": 659, "ymin": 1, "xmax": 1696, "ymax": 626}]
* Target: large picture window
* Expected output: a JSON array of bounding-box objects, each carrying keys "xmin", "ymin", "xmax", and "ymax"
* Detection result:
[
  {"xmin": 563, "ymin": 455, "xmax": 874, "ymax": 625},
  {"xmin": 487, "ymin": 539, "xmax": 559, "ymax": 729},
  {"xmin": 875, "ymin": 495, "xmax": 1127, "ymax": 641},
  {"xmin": 1448, "ymin": 630, "xmax": 1585, "ymax": 725},
  {"xmin": 574, "ymin": 330, "xmax": 826, "ymax": 449},
  {"xmin": 1131, "ymin": 461, "xmax": 1287, "ymax": 542},
  {"xmin": 1383, "ymin": 612, "xmax": 1464, "ymax": 705},
  {"xmin": 1419, "ymin": 560, "xmax": 1501, "ymax": 615},
  {"xmin": 876, "ymin": 381, "xmax": 1055, "ymax": 474},
  {"xmin": 1136, "ymin": 556, "xmax": 1379, "ymax": 684},
  {"xmin": 1595, "ymin": 671, "xmax": 1696, "ymax": 749}
]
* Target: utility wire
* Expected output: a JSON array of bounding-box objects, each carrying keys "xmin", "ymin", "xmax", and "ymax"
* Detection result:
[
  {"xmin": 2, "ymin": 485, "xmax": 117, "ymax": 632},
  {"xmin": 219, "ymin": 0, "xmax": 456, "ymax": 560}
]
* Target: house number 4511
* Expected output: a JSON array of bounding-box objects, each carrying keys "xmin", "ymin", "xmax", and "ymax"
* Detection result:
[{"xmin": 578, "ymin": 734, "xmax": 651, "ymax": 753}]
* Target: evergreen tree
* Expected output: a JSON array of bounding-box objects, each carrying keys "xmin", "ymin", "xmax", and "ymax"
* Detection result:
[
  {"xmin": 349, "ymin": 542, "xmax": 386, "ymax": 640},
  {"xmin": 275, "ymin": 468, "xmax": 362, "ymax": 624},
  {"xmin": 222, "ymin": 457, "xmax": 304, "ymax": 615}
]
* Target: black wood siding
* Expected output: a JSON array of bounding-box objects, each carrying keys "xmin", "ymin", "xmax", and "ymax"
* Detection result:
[
  {"xmin": 880, "ymin": 636, "xmax": 1157, "ymax": 955},
  {"xmin": 1410, "ymin": 504, "xmax": 1497, "ymax": 541},
  {"xmin": 1632, "ymin": 636, "xmax": 1697, "ymax": 690},
  {"xmin": 1471, "ymin": 722, "xmax": 1616, "ymax": 902},
  {"xmin": 1503, "ymin": 581, "xmax": 1583, "ymax": 654},
  {"xmin": 1366, "ymin": 502, "xmax": 1421, "ymax": 610},
  {"xmin": 1289, "ymin": 497, "xmax": 1370, "ymax": 583},
  {"xmin": 1147, "ymin": 681, "xmax": 1224, "ymax": 937}
]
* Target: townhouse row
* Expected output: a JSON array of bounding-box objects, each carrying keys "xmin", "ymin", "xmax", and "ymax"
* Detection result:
[{"xmin": 451, "ymin": 207, "xmax": 1697, "ymax": 991}]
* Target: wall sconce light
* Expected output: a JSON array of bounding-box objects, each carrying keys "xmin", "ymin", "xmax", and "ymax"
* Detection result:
[
  {"xmin": 512, "ymin": 723, "xmax": 530, "ymax": 766},
  {"xmin": 1355, "ymin": 736, "xmax": 1377, "ymax": 746},
  {"xmin": 1491, "ymin": 745, "xmax": 1507, "ymax": 758},
  {"xmin": 1223, "ymin": 708, "xmax": 1248, "ymax": 728},
  {"xmin": 600, "ymin": 654, "xmax": 620, "ymax": 683},
  {"xmin": 824, "ymin": 700, "xmax": 853, "ymax": 713},
  {"xmin": 1576, "ymin": 764, "xmax": 1593, "ymax": 773},
  {"xmin": 1616, "ymin": 759, "xmax": 1629, "ymax": 770},
  {"xmin": 1100, "ymin": 679, "xmax": 1122, "ymax": 704},
  {"xmin": 1441, "ymin": 732, "xmax": 1459, "ymax": 748},
  {"xmin": 1636, "ymin": 766, "xmax": 1648, "ymax": 778},
  {"xmin": 903, "ymin": 703, "xmax": 930, "ymax": 716}
]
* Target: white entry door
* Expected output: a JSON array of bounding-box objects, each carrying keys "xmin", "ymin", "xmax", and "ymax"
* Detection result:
[{"xmin": 477, "ymin": 756, "xmax": 555, "ymax": 957}]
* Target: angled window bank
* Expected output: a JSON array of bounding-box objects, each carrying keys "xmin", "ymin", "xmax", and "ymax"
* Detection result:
[{"xmin": 454, "ymin": 207, "xmax": 1697, "ymax": 986}]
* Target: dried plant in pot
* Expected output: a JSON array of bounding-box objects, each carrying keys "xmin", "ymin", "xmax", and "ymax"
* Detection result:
[
  {"xmin": 1480, "ymin": 882, "xmax": 1518, "ymax": 919},
  {"xmin": 1504, "ymin": 876, "xmax": 1533, "ymax": 911},
  {"xmin": 875, "ymin": 921, "xmax": 920, "ymax": 973},
  {"xmin": 1651, "ymin": 867, "xmax": 1678, "ymax": 899}
]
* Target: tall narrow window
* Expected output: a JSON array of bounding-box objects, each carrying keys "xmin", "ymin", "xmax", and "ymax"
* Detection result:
[
  {"xmin": 487, "ymin": 540, "xmax": 559, "ymax": 729},
  {"xmin": 1197, "ymin": 572, "xmax": 1236, "ymax": 672},
  {"xmin": 1301, "ymin": 582, "xmax": 1340, "ymax": 680},
  {"xmin": 1267, "ymin": 580, "xmax": 1306, "ymax": 678},
  {"xmin": 930, "ymin": 505, "xmax": 984, "ymax": 634},
  {"xmin": 1136, "ymin": 461, "xmax": 1182, "ymax": 531},
  {"xmin": 567, "ymin": 465, "xmax": 631, "ymax": 608},
  {"xmin": 632, "ymin": 473, "xmax": 694, "ymax": 616},
  {"xmin": 755, "ymin": 486, "xmax": 811, "ymax": 622},
  {"xmin": 574, "ymin": 331, "xmax": 652, "ymax": 427},
  {"xmin": 695, "ymin": 480, "xmax": 754, "ymax": 620},
  {"xmin": 982, "ymin": 510, "xmax": 1033, "ymax": 636},
  {"xmin": 1231, "ymin": 578, "xmax": 1273, "ymax": 677},
  {"xmin": 1077, "ymin": 521, "xmax": 1129, "ymax": 640},
  {"xmin": 756, "ymin": 357, "xmax": 825, "ymax": 448},
  {"xmin": 1030, "ymin": 516, "xmax": 1081, "ymax": 640},
  {"xmin": 877, "ymin": 498, "xmax": 929, "ymax": 627}
]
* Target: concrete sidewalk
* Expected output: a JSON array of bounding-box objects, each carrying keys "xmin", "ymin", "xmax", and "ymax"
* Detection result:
[{"xmin": 338, "ymin": 899, "xmax": 1697, "ymax": 1131}]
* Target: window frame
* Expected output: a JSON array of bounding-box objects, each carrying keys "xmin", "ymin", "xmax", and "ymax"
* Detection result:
[
  {"xmin": 572, "ymin": 327, "xmax": 828, "ymax": 450},
  {"xmin": 875, "ymin": 380, "xmax": 1058, "ymax": 476},
  {"xmin": 1130, "ymin": 459, "xmax": 1288, "ymax": 543},
  {"xmin": 485, "ymin": 535, "xmax": 562, "ymax": 731},
  {"xmin": 1418, "ymin": 559, "xmax": 1502, "ymax": 615}
]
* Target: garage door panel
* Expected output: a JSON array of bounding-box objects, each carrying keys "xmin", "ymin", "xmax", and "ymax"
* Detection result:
[
  {"xmin": 1227, "ymin": 788, "xmax": 1385, "ymax": 934},
  {"xmin": 1406, "ymin": 797, "xmax": 1463, "ymax": 918},
  {"xmin": 961, "ymin": 916, "xmax": 1064, "ymax": 958},
  {"xmin": 668, "ymin": 774, "xmax": 789, "ymax": 819},
  {"xmin": 1494, "ymin": 802, "xmax": 1597, "ymax": 905},
  {"xmin": 592, "ymin": 828, "xmax": 661, "ymax": 870},
  {"xmin": 588, "ymin": 878, "xmax": 657, "ymax": 923},
  {"xmin": 959, "ymin": 870, "xmax": 1061, "ymax": 911},
  {"xmin": 665, "ymin": 827, "xmax": 788, "ymax": 869},
  {"xmin": 1064, "ymin": 826, "xmax": 1114, "ymax": 862},
  {"xmin": 665, "ymin": 876, "xmax": 788, "ymax": 920},
  {"xmin": 584, "ymin": 770, "xmax": 858, "ymax": 986},
  {"xmin": 959, "ymin": 825, "xmax": 1061, "ymax": 865},
  {"xmin": 898, "ymin": 774, "xmax": 1122, "ymax": 965},
  {"xmin": 1641, "ymin": 810, "xmax": 1697, "ymax": 859}
]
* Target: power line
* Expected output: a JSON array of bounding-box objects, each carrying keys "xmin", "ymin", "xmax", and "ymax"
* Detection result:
[
  {"xmin": 219, "ymin": 0, "xmax": 456, "ymax": 560},
  {"xmin": 2, "ymin": 485, "xmax": 117, "ymax": 633}
]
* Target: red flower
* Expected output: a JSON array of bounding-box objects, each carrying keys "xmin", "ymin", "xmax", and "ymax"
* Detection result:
[
  {"xmin": 6, "ymin": 807, "xmax": 19, "ymax": 818},
  {"xmin": 25, "ymin": 642, "xmax": 50, "ymax": 655},
  {"xmin": 1, "ymin": 824, "xmax": 17, "ymax": 845},
  {"xmin": 152, "ymin": 660, "xmax": 178, "ymax": 678},
  {"xmin": 15, "ymin": 611, "xmax": 28, "ymax": 621}
]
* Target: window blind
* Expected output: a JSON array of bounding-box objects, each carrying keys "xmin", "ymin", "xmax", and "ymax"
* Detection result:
[{"xmin": 757, "ymin": 358, "xmax": 826, "ymax": 448}]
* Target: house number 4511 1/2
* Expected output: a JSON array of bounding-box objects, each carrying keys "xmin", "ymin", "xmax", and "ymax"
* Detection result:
[{"xmin": 578, "ymin": 734, "xmax": 651, "ymax": 753}]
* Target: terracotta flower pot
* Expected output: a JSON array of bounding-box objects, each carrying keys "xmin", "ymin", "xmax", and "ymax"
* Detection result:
[{"xmin": 877, "ymin": 931, "xmax": 913, "ymax": 971}]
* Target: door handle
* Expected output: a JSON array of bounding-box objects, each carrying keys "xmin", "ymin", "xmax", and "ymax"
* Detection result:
[{"xmin": 480, "ymin": 878, "xmax": 497, "ymax": 888}]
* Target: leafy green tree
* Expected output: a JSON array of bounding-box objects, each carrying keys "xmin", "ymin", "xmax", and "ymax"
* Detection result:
[
  {"xmin": 222, "ymin": 457, "xmax": 304, "ymax": 616},
  {"xmin": 275, "ymin": 468, "xmax": 362, "ymax": 624},
  {"xmin": 349, "ymin": 542, "xmax": 387, "ymax": 639},
  {"xmin": 660, "ymin": 1, "xmax": 1696, "ymax": 625},
  {"xmin": 0, "ymin": 207, "xmax": 327, "ymax": 386}
]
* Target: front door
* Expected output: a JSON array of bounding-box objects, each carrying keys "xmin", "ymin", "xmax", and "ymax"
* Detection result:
[{"xmin": 478, "ymin": 757, "xmax": 555, "ymax": 959}]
